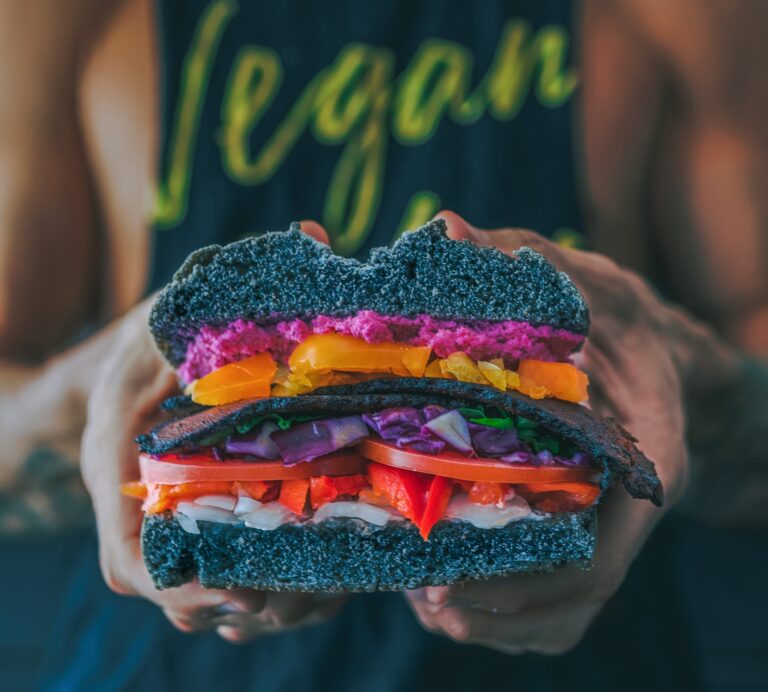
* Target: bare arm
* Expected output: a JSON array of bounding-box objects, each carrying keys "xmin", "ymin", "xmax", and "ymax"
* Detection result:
[
  {"xmin": 0, "ymin": 0, "xmax": 111, "ymax": 529},
  {"xmin": 582, "ymin": 0, "xmax": 768, "ymax": 526}
]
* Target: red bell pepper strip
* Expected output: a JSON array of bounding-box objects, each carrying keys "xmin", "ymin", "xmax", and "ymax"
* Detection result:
[
  {"xmin": 279, "ymin": 478, "xmax": 310, "ymax": 514},
  {"xmin": 368, "ymin": 463, "xmax": 430, "ymax": 523},
  {"xmin": 331, "ymin": 474, "xmax": 368, "ymax": 497},
  {"xmin": 467, "ymin": 481, "xmax": 508, "ymax": 505},
  {"xmin": 309, "ymin": 475, "xmax": 369, "ymax": 510},
  {"xmin": 309, "ymin": 476, "xmax": 337, "ymax": 510},
  {"xmin": 515, "ymin": 482, "xmax": 600, "ymax": 512},
  {"xmin": 418, "ymin": 475, "xmax": 454, "ymax": 540}
]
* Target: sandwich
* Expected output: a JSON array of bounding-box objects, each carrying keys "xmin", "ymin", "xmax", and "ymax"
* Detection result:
[{"xmin": 122, "ymin": 220, "xmax": 662, "ymax": 591}]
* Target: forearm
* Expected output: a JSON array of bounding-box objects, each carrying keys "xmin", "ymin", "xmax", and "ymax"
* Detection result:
[{"xmin": 0, "ymin": 324, "xmax": 119, "ymax": 533}]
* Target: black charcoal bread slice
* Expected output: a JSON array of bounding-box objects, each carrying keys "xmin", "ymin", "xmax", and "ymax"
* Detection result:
[
  {"xmin": 149, "ymin": 220, "xmax": 590, "ymax": 367},
  {"xmin": 137, "ymin": 378, "xmax": 662, "ymax": 506},
  {"xmin": 142, "ymin": 510, "xmax": 597, "ymax": 591}
]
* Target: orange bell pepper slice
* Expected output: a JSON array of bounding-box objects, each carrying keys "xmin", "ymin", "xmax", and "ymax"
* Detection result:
[
  {"xmin": 289, "ymin": 334, "xmax": 431, "ymax": 378},
  {"xmin": 120, "ymin": 481, "xmax": 148, "ymax": 500},
  {"xmin": 279, "ymin": 478, "xmax": 310, "ymax": 515},
  {"xmin": 517, "ymin": 360, "xmax": 589, "ymax": 403},
  {"xmin": 165, "ymin": 481, "xmax": 233, "ymax": 498},
  {"xmin": 191, "ymin": 352, "xmax": 277, "ymax": 405},
  {"xmin": 233, "ymin": 480, "xmax": 272, "ymax": 500}
]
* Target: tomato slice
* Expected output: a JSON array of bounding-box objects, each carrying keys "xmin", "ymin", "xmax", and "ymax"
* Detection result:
[
  {"xmin": 139, "ymin": 451, "xmax": 366, "ymax": 484},
  {"xmin": 358, "ymin": 439, "xmax": 602, "ymax": 484}
]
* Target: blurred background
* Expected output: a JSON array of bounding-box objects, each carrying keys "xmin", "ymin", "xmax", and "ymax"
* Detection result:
[{"xmin": 1, "ymin": 1, "xmax": 767, "ymax": 690}]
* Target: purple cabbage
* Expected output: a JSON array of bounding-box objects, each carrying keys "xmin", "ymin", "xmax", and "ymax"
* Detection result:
[
  {"xmin": 395, "ymin": 435, "xmax": 446, "ymax": 454},
  {"xmin": 362, "ymin": 407, "xmax": 446, "ymax": 453},
  {"xmin": 270, "ymin": 415, "xmax": 369, "ymax": 466},
  {"xmin": 468, "ymin": 424, "xmax": 521, "ymax": 456},
  {"xmin": 225, "ymin": 421, "xmax": 280, "ymax": 459},
  {"xmin": 555, "ymin": 452, "xmax": 593, "ymax": 467},
  {"xmin": 422, "ymin": 405, "xmax": 449, "ymax": 422},
  {"xmin": 361, "ymin": 406, "xmax": 593, "ymax": 469}
]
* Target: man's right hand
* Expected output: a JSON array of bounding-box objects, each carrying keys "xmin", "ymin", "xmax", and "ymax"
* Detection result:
[{"xmin": 81, "ymin": 291, "xmax": 347, "ymax": 642}]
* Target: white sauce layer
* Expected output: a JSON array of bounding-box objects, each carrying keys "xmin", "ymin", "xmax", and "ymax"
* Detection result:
[
  {"xmin": 444, "ymin": 494, "xmax": 532, "ymax": 529},
  {"xmin": 171, "ymin": 493, "xmax": 535, "ymax": 534}
]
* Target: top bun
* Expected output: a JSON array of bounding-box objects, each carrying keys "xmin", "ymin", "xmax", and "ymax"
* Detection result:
[{"xmin": 149, "ymin": 220, "xmax": 590, "ymax": 367}]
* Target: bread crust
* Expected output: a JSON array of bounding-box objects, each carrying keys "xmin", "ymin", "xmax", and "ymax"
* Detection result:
[{"xmin": 141, "ymin": 510, "xmax": 597, "ymax": 591}]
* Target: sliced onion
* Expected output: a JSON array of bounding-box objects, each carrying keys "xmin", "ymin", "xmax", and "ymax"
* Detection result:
[
  {"xmin": 233, "ymin": 496, "xmax": 263, "ymax": 516},
  {"xmin": 312, "ymin": 501, "xmax": 398, "ymax": 527},
  {"xmin": 175, "ymin": 501, "xmax": 240, "ymax": 524},
  {"xmin": 194, "ymin": 495, "xmax": 237, "ymax": 511},
  {"xmin": 241, "ymin": 501, "xmax": 296, "ymax": 530},
  {"xmin": 225, "ymin": 421, "xmax": 280, "ymax": 458},
  {"xmin": 562, "ymin": 452, "xmax": 592, "ymax": 467},
  {"xmin": 423, "ymin": 410, "xmax": 472, "ymax": 453},
  {"xmin": 445, "ymin": 494, "xmax": 531, "ymax": 529},
  {"xmin": 175, "ymin": 511, "xmax": 200, "ymax": 534},
  {"xmin": 536, "ymin": 450, "xmax": 555, "ymax": 465},
  {"xmin": 500, "ymin": 451, "xmax": 534, "ymax": 464}
]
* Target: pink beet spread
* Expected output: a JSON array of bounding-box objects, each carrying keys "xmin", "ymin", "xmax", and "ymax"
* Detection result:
[{"xmin": 178, "ymin": 311, "xmax": 584, "ymax": 383}]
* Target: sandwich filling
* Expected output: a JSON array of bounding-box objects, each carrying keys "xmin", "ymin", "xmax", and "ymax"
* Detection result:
[
  {"xmin": 181, "ymin": 332, "xmax": 589, "ymax": 406},
  {"xmin": 179, "ymin": 312, "xmax": 584, "ymax": 382},
  {"xmin": 124, "ymin": 406, "xmax": 602, "ymax": 540}
]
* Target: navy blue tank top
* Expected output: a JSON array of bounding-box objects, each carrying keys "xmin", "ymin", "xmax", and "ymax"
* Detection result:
[
  {"xmin": 38, "ymin": 2, "xmax": 701, "ymax": 690},
  {"xmin": 148, "ymin": 0, "xmax": 585, "ymax": 291}
]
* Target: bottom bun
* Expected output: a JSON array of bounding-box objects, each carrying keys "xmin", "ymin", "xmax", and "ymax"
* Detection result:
[{"xmin": 141, "ymin": 510, "xmax": 597, "ymax": 591}]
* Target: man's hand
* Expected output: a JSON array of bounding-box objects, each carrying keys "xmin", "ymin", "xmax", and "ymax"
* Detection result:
[
  {"xmin": 405, "ymin": 211, "xmax": 706, "ymax": 654},
  {"xmin": 81, "ymin": 223, "xmax": 347, "ymax": 643}
]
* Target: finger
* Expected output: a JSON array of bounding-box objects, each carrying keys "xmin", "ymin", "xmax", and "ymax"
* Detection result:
[
  {"xmin": 435, "ymin": 209, "xmax": 570, "ymax": 260},
  {"xmin": 260, "ymin": 592, "xmax": 346, "ymax": 628},
  {"xmin": 418, "ymin": 565, "xmax": 591, "ymax": 616},
  {"xmin": 215, "ymin": 594, "xmax": 348, "ymax": 643},
  {"xmin": 410, "ymin": 600, "xmax": 598, "ymax": 655},
  {"xmin": 164, "ymin": 593, "xmax": 268, "ymax": 635},
  {"xmin": 299, "ymin": 220, "xmax": 330, "ymax": 245},
  {"xmin": 435, "ymin": 210, "xmax": 480, "ymax": 241}
]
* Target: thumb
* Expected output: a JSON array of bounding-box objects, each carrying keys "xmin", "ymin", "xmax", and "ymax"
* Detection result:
[
  {"xmin": 298, "ymin": 220, "xmax": 330, "ymax": 246},
  {"xmin": 433, "ymin": 210, "xmax": 480, "ymax": 242}
]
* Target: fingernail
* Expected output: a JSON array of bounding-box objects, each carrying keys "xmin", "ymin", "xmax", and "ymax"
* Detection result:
[
  {"xmin": 426, "ymin": 587, "xmax": 447, "ymax": 606},
  {"xmin": 214, "ymin": 602, "xmax": 247, "ymax": 616}
]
